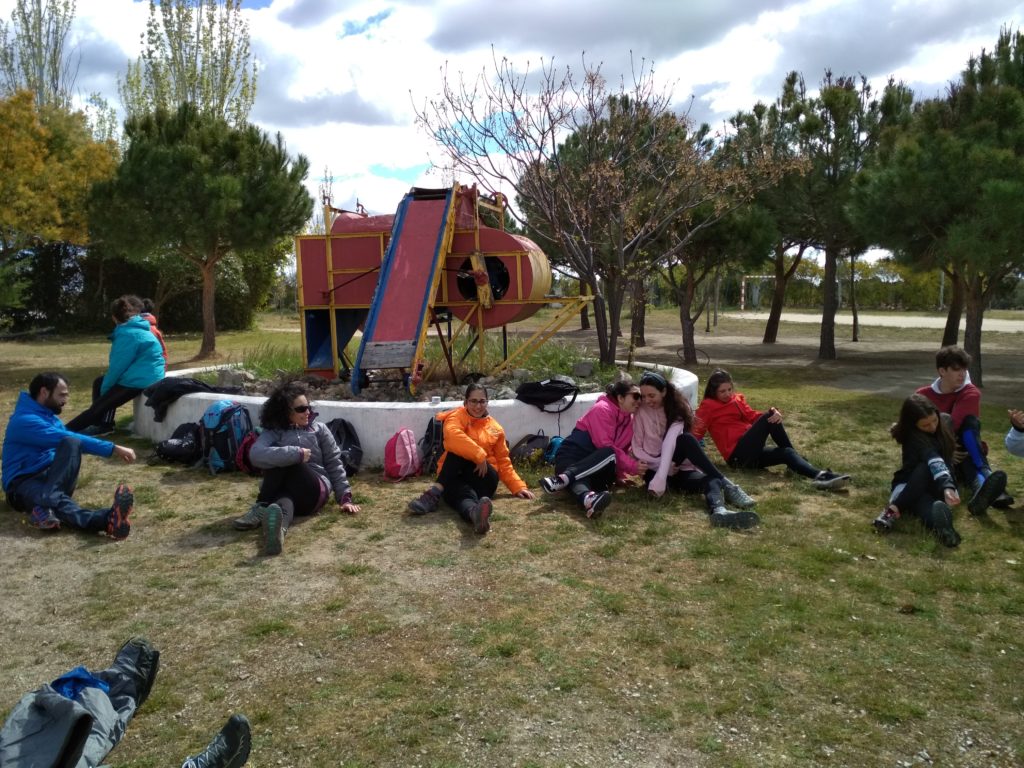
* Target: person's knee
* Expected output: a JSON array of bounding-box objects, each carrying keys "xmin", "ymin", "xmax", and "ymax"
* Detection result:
[
  {"xmin": 959, "ymin": 414, "xmax": 982, "ymax": 435},
  {"xmin": 58, "ymin": 435, "xmax": 82, "ymax": 453}
]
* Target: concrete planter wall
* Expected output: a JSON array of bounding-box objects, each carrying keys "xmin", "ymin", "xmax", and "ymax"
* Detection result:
[{"xmin": 133, "ymin": 363, "xmax": 697, "ymax": 468}]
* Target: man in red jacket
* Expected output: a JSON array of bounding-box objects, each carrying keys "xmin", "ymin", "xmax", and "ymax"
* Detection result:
[{"xmin": 915, "ymin": 346, "xmax": 1011, "ymax": 515}]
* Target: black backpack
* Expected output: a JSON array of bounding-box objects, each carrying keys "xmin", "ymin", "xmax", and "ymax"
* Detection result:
[
  {"xmin": 509, "ymin": 430, "xmax": 550, "ymax": 463},
  {"xmin": 515, "ymin": 377, "xmax": 580, "ymax": 414},
  {"xmin": 419, "ymin": 415, "xmax": 445, "ymax": 476},
  {"xmin": 326, "ymin": 418, "xmax": 363, "ymax": 476},
  {"xmin": 155, "ymin": 422, "xmax": 202, "ymax": 464}
]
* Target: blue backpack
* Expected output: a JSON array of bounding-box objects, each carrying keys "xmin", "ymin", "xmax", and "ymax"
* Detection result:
[{"xmin": 200, "ymin": 400, "xmax": 255, "ymax": 474}]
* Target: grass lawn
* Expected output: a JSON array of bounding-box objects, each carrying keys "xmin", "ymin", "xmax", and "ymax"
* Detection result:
[{"xmin": 0, "ymin": 313, "xmax": 1022, "ymax": 767}]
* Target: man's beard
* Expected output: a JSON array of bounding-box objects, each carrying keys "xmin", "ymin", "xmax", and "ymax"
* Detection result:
[{"xmin": 46, "ymin": 398, "xmax": 63, "ymax": 415}]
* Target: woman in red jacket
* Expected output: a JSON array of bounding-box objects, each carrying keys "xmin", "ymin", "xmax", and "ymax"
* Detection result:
[
  {"xmin": 539, "ymin": 379, "xmax": 645, "ymax": 518},
  {"xmin": 693, "ymin": 369, "xmax": 850, "ymax": 490},
  {"xmin": 406, "ymin": 384, "xmax": 534, "ymax": 534}
]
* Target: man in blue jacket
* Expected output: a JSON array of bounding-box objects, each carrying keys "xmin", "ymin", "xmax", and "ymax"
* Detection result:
[{"xmin": 2, "ymin": 372, "xmax": 137, "ymax": 537}]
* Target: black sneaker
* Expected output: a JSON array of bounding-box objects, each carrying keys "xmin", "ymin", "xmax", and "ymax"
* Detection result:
[
  {"xmin": 583, "ymin": 491, "xmax": 611, "ymax": 519},
  {"xmin": 541, "ymin": 474, "xmax": 569, "ymax": 494},
  {"xmin": 107, "ymin": 482, "xmax": 134, "ymax": 540},
  {"xmin": 471, "ymin": 497, "xmax": 492, "ymax": 535},
  {"xmin": 114, "ymin": 636, "xmax": 160, "ymax": 709},
  {"xmin": 812, "ymin": 470, "xmax": 851, "ymax": 491},
  {"xmin": 930, "ymin": 500, "xmax": 961, "ymax": 548},
  {"xmin": 408, "ymin": 489, "xmax": 441, "ymax": 516},
  {"xmin": 968, "ymin": 470, "xmax": 1007, "ymax": 516},
  {"xmin": 180, "ymin": 713, "xmax": 252, "ymax": 768},
  {"xmin": 991, "ymin": 490, "xmax": 1015, "ymax": 510},
  {"xmin": 710, "ymin": 507, "xmax": 760, "ymax": 530}
]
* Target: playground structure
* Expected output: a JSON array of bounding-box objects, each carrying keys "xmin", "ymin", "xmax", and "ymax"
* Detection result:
[{"xmin": 295, "ymin": 182, "xmax": 591, "ymax": 393}]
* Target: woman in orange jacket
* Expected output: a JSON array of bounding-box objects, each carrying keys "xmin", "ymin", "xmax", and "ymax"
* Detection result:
[
  {"xmin": 407, "ymin": 384, "xmax": 535, "ymax": 534},
  {"xmin": 693, "ymin": 369, "xmax": 850, "ymax": 490}
]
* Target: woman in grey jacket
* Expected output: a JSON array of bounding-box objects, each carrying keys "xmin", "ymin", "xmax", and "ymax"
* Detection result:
[{"xmin": 233, "ymin": 383, "xmax": 360, "ymax": 555}]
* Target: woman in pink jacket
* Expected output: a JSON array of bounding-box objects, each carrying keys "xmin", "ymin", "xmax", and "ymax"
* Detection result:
[
  {"xmin": 540, "ymin": 379, "xmax": 643, "ymax": 518},
  {"xmin": 693, "ymin": 369, "xmax": 849, "ymax": 490}
]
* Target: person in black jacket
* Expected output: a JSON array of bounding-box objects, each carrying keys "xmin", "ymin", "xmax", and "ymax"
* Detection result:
[{"xmin": 874, "ymin": 394, "xmax": 961, "ymax": 547}]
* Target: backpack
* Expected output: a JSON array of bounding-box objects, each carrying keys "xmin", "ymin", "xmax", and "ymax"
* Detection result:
[
  {"xmin": 200, "ymin": 400, "xmax": 255, "ymax": 474},
  {"xmin": 509, "ymin": 430, "xmax": 550, "ymax": 463},
  {"xmin": 384, "ymin": 428, "xmax": 422, "ymax": 480},
  {"xmin": 419, "ymin": 415, "xmax": 444, "ymax": 476},
  {"xmin": 515, "ymin": 377, "xmax": 580, "ymax": 414},
  {"xmin": 326, "ymin": 417, "xmax": 363, "ymax": 476},
  {"xmin": 155, "ymin": 421, "xmax": 202, "ymax": 464},
  {"xmin": 235, "ymin": 429, "xmax": 263, "ymax": 477}
]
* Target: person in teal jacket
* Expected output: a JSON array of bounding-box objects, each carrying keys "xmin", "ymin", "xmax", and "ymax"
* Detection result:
[{"xmin": 66, "ymin": 295, "xmax": 165, "ymax": 435}]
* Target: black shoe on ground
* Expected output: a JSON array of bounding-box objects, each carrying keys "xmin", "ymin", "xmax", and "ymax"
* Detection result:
[
  {"xmin": 180, "ymin": 713, "xmax": 252, "ymax": 768},
  {"xmin": 470, "ymin": 497, "xmax": 492, "ymax": 534},
  {"xmin": 583, "ymin": 491, "xmax": 611, "ymax": 519},
  {"xmin": 812, "ymin": 470, "xmax": 851, "ymax": 491},
  {"xmin": 991, "ymin": 490, "xmax": 1015, "ymax": 509},
  {"xmin": 873, "ymin": 505, "xmax": 900, "ymax": 533},
  {"xmin": 930, "ymin": 500, "xmax": 961, "ymax": 548},
  {"xmin": 709, "ymin": 507, "xmax": 760, "ymax": 530},
  {"xmin": 107, "ymin": 482, "xmax": 134, "ymax": 540},
  {"xmin": 968, "ymin": 470, "xmax": 1007, "ymax": 516},
  {"xmin": 541, "ymin": 474, "xmax": 569, "ymax": 494},
  {"xmin": 408, "ymin": 488, "xmax": 441, "ymax": 516},
  {"xmin": 115, "ymin": 636, "xmax": 160, "ymax": 708}
]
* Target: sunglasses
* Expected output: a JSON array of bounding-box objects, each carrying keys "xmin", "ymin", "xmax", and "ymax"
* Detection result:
[
  {"xmin": 292, "ymin": 404, "xmax": 312, "ymax": 413},
  {"xmin": 628, "ymin": 392, "xmax": 641, "ymax": 400}
]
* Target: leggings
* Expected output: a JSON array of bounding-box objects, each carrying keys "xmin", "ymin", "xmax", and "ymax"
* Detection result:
[
  {"xmin": 256, "ymin": 463, "xmax": 327, "ymax": 529},
  {"xmin": 65, "ymin": 376, "xmax": 143, "ymax": 433},
  {"xmin": 436, "ymin": 454, "xmax": 498, "ymax": 522},
  {"xmin": 554, "ymin": 444, "xmax": 618, "ymax": 507},
  {"xmin": 727, "ymin": 413, "xmax": 820, "ymax": 478},
  {"xmin": 890, "ymin": 462, "xmax": 953, "ymax": 531}
]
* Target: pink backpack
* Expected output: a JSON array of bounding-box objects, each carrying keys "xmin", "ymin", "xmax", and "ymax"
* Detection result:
[{"xmin": 384, "ymin": 428, "xmax": 422, "ymax": 480}]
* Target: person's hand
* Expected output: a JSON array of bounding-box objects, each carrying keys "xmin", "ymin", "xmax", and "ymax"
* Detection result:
[
  {"xmin": 474, "ymin": 460, "xmax": 488, "ymax": 477},
  {"xmin": 945, "ymin": 487, "xmax": 961, "ymax": 507},
  {"xmin": 635, "ymin": 460, "xmax": 649, "ymax": 475},
  {"xmin": 300, "ymin": 448, "xmax": 312, "ymax": 463},
  {"xmin": 1010, "ymin": 409, "xmax": 1024, "ymax": 431},
  {"xmin": 953, "ymin": 448, "xmax": 968, "ymax": 466},
  {"xmin": 767, "ymin": 407, "xmax": 783, "ymax": 424},
  {"xmin": 667, "ymin": 462, "xmax": 680, "ymax": 476},
  {"xmin": 516, "ymin": 489, "xmax": 535, "ymax": 499},
  {"xmin": 339, "ymin": 501, "xmax": 360, "ymax": 514},
  {"xmin": 112, "ymin": 445, "xmax": 136, "ymax": 463}
]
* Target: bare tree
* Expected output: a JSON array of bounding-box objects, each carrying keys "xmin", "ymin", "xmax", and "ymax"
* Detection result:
[{"xmin": 0, "ymin": 0, "xmax": 78, "ymax": 109}]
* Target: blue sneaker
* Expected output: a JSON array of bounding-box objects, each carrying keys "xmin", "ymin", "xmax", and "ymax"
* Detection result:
[{"xmin": 30, "ymin": 506, "xmax": 60, "ymax": 531}]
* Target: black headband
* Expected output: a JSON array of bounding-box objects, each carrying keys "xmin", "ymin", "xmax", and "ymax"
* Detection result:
[{"xmin": 639, "ymin": 371, "xmax": 667, "ymax": 389}]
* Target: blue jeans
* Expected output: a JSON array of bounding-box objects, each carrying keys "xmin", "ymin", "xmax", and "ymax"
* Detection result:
[{"xmin": 6, "ymin": 437, "xmax": 110, "ymax": 531}]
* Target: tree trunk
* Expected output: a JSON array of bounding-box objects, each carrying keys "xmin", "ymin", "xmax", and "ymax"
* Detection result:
[
  {"xmin": 763, "ymin": 242, "xmax": 793, "ymax": 344},
  {"xmin": 818, "ymin": 244, "xmax": 839, "ymax": 360},
  {"xmin": 630, "ymin": 278, "xmax": 647, "ymax": 348},
  {"xmin": 590, "ymin": 291, "xmax": 613, "ymax": 365},
  {"xmin": 578, "ymin": 278, "xmax": 591, "ymax": 330},
  {"xmin": 849, "ymin": 251, "xmax": 859, "ymax": 342},
  {"xmin": 677, "ymin": 272, "xmax": 700, "ymax": 365},
  {"xmin": 963, "ymin": 278, "xmax": 984, "ymax": 388},
  {"xmin": 942, "ymin": 270, "xmax": 965, "ymax": 347},
  {"xmin": 198, "ymin": 259, "xmax": 218, "ymax": 359},
  {"xmin": 603, "ymin": 282, "xmax": 625, "ymax": 366}
]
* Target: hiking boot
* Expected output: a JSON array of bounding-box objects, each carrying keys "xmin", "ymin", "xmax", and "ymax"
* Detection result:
[
  {"xmin": 107, "ymin": 482, "xmax": 134, "ymax": 540},
  {"xmin": 968, "ymin": 470, "xmax": 1007, "ymax": 516},
  {"xmin": 812, "ymin": 470, "xmax": 851, "ymax": 491},
  {"xmin": 232, "ymin": 503, "xmax": 266, "ymax": 530},
  {"xmin": 873, "ymin": 505, "xmax": 900, "ymax": 532},
  {"xmin": 583, "ymin": 490, "xmax": 611, "ymax": 519},
  {"xmin": 115, "ymin": 636, "xmax": 160, "ymax": 708},
  {"xmin": 541, "ymin": 473, "xmax": 570, "ymax": 494},
  {"xmin": 930, "ymin": 500, "xmax": 961, "ymax": 548},
  {"xmin": 722, "ymin": 480, "xmax": 756, "ymax": 509},
  {"xmin": 709, "ymin": 506, "xmax": 760, "ymax": 530},
  {"xmin": 262, "ymin": 503, "xmax": 284, "ymax": 556},
  {"xmin": 180, "ymin": 713, "xmax": 252, "ymax": 768},
  {"xmin": 408, "ymin": 488, "xmax": 441, "ymax": 516},
  {"xmin": 470, "ymin": 497, "xmax": 492, "ymax": 535},
  {"xmin": 991, "ymin": 490, "xmax": 1014, "ymax": 510},
  {"xmin": 29, "ymin": 506, "xmax": 60, "ymax": 531}
]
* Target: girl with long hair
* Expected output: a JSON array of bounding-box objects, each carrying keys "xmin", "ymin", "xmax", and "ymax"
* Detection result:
[
  {"xmin": 539, "ymin": 378, "xmax": 644, "ymax": 518},
  {"xmin": 874, "ymin": 393, "xmax": 961, "ymax": 547},
  {"xmin": 233, "ymin": 383, "xmax": 360, "ymax": 555},
  {"xmin": 693, "ymin": 369, "xmax": 850, "ymax": 490},
  {"xmin": 406, "ymin": 384, "xmax": 534, "ymax": 535},
  {"xmin": 633, "ymin": 370, "xmax": 759, "ymax": 529}
]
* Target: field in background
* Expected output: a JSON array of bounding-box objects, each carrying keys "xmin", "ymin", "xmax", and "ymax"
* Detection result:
[{"xmin": 0, "ymin": 311, "xmax": 1022, "ymax": 767}]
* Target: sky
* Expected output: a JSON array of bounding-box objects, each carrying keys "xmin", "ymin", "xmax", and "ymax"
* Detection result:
[{"xmin": 4, "ymin": 0, "xmax": 1024, "ymax": 218}]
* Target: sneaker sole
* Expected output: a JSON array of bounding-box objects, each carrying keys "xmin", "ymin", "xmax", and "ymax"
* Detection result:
[
  {"xmin": 107, "ymin": 485, "xmax": 134, "ymax": 540},
  {"xmin": 968, "ymin": 471, "xmax": 1007, "ymax": 516},
  {"xmin": 474, "ymin": 498, "xmax": 492, "ymax": 534},
  {"xmin": 263, "ymin": 505, "xmax": 284, "ymax": 556}
]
